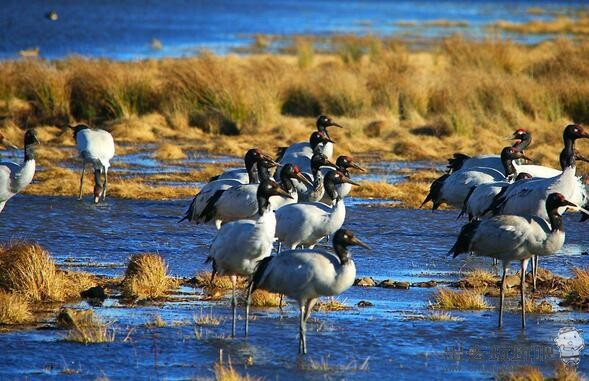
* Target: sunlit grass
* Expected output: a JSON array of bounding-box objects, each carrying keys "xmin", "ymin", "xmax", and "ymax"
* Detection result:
[
  {"xmin": 431, "ymin": 288, "xmax": 490, "ymax": 310},
  {"xmin": 193, "ymin": 307, "xmax": 222, "ymax": 326},
  {"xmin": 314, "ymin": 297, "xmax": 352, "ymax": 312},
  {"xmin": 0, "ymin": 291, "xmax": 31, "ymax": 324},
  {"xmin": 60, "ymin": 308, "xmax": 116, "ymax": 344},
  {"xmin": 122, "ymin": 253, "xmax": 176, "ymax": 300}
]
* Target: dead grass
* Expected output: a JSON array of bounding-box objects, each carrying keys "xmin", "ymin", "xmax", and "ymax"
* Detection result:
[
  {"xmin": 524, "ymin": 299, "xmax": 553, "ymax": 314},
  {"xmin": 463, "ymin": 269, "xmax": 499, "ymax": 288},
  {"xmin": 497, "ymin": 363, "xmax": 585, "ymax": 381},
  {"xmin": 249, "ymin": 289, "xmax": 282, "ymax": 307},
  {"xmin": 60, "ymin": 308, "xmax": 116, "ymax": 344},
  {"xmin": 121, "ymin": 253, "xmax": 176, "ymax": 300},
  {"xmin": 431, "ymin": 288, "xmax": 490, "ymax": 310},
  {"xmin": 567, "ymin": 267, "xmax": 589, "ymax": 299},
  {"xmin": 495, "ymin": 16, "xmax": 589, "ymax": 35},
  {"xmin": 214, "ymin": 355, "xmax": 259, "ymax": 381},
  {"xmin": 0, "ymin": 291, "xmax": 31, "ymax": 324},
  {"xmin": 0, "ymin": 242, "xmax": 95, "ymax": 302},
  {"xmin": 193, "ymin": 307, "xmax": 222, "ymax": 326},
  {"xmin": 145, "ymin": 314, "xmax": 166, "ymax": 327},
  {"xmin": 314, "ymin": 297, "xmax": 352, "ymax": 312},
  {"xmin": 194, "ymin": 271, "xmax": 246, "ymax": 290},
  {"xmin": 153, "ymin": 142, "xmax": 187, "ymax": 160},
  {"xmin": 351, "ymin": 180, "xmax": 436, "ymax": 209}
]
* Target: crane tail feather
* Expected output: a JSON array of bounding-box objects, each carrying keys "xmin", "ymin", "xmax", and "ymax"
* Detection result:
[{"xmin": 449, "ymin": 220, "xmax": 480, "ymax": 258}]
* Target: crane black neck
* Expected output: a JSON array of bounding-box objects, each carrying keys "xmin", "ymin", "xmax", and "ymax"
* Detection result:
[
  {"xmin": 560, "ymin": 138, "xmax": 576, "ymax": 170},
  {"xmin": 547, "ymin": 208, "xmax": 564, "ymax": 232},
  {"xmin": 500, "ymin": 151, "xmax": 517, "ymax": 178},
  {"xmin": 24, "ymin": 144, "xmax": 36, "ymax": 162},
  {"xmin": 324, "ymin": 173, "xmax": 340, "ymax": 202},
  {"xmin": 333, "ymin": 242, "xmax": 351, "ymax": 265},
  {"xmin": 279, "ymin": 170, "xmax": 295, "ymax": 193},
  {"xmin": 513, "ymin": 134, "xmax": 532, "ymax": 151},
  {"xmin": 256, "ymin": 162, "xmax": 271, "ymax": 182}
]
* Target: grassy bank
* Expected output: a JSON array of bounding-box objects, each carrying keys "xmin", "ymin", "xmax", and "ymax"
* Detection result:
[{"xmin": 2, "ymin": 36, "xmax": 589, "ymax": 204}]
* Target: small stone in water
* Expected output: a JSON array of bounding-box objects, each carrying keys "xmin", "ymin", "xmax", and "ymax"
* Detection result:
[
  {"xmin": 355, "ymin": 277, "xmax": 376, "ymax": 287},
  {"xmin": 380, "ymin": 280, "xmax": 410, "ymax": 289},
  {"xmin": 357, "ymin": 300, "xmax": 374, "ymax": 307}
]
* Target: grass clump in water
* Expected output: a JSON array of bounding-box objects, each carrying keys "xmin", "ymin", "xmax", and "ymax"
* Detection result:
[
  {"xmin": 0, "ymin": 291, "xmax": 32, "ymax": 324},
  {"xmin": 497, "ymin": 363, "xmax": 584, "ymax": 381},
  {"xmin": 431, "ymin": 288, "xmax": 489, "ymax": 310},
  {"xmin": 193, "ymin": 307, "xmax": 222, "ymax": 327},
  {"xmin": 249, "ymin": 289, "xmax": 282, "ymax": 307},
  {"xmin": 59, "ymin": 308, "xmax": 115, "ymax": 344},
  {"xmin": 153, "ymin": 142, "xmax": 187, "ymax": 160},
  {"xmin": 524, "ymin": 299, "xmax": 553, "ymax": 314},
  {"xmin": 145, "ymin": 314, "xmax": 166, "ymax": 327},
  {"xmin": 121, "ymin": 253, "xmax": 176, "ymax": 300},
  {"xmin": 404, "ymin": 311, "xmax": 463, "ymax": 322},
  {"xmin": 314, "ymin": 297, "xmax": 352, "ymax": 312}
]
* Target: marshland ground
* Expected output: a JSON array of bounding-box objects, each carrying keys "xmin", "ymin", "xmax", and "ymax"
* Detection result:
[{"xmin": 2, "ymin": 2, "xmax": 589, "ymax": 380}]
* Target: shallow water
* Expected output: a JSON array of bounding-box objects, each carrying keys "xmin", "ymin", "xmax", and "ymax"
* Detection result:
[
  {"xmin": 1, "ymin": 0, "xmax": 586, "ymax": 59},
  {"xmin": 0, "ymin": 194, "xmax": 588, "ymax": 379}
]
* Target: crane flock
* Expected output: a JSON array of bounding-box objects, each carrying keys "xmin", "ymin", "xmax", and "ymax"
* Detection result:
[{"xmin": 0, "ymin": 117, "xmax": 587, "ymax": 354}]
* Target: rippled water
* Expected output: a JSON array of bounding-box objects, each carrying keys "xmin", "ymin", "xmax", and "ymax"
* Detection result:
[
  {"xmin": 0, "ymin": 193, "xmax": 588, "ymax": 379},
  {"xmin": 1, "ymin": 0, "xmax": 586, "ymax": 59}
]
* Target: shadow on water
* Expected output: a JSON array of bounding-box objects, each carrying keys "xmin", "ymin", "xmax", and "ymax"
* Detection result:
[{"xmin": 0, "ymin": 195, "xmax": 588, "ymax": 379}]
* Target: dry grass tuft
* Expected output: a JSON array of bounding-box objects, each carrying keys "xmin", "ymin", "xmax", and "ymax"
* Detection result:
[
  {"xmin": 0, "ymin": 291, "xmax": 32, "ymax": 324},
  {"xmin": 567, "ymin": 267, "xmax": 589, "ymax": 299},
  {"xmin": 60, "ymin": 308, "xmax": 116, "ymax": 344},
  {"xmin": 524, "ymin": 299, "xmax": 553, "ymax": 314},
  {"xmin": 0, "ymin": 242, "xmax": 93, "ymax": 302},
  {"xmin": 194, "ymin": 271, "xmax": 245, "ymax": 290},
  {"xmin": 194, "ymin": 308, "xmax": 222, "ymax": 326},
  {"xmin": 121, "ymin": 253, "xmax": 176, "ymax": 300},
  {"xmin": 145, "ymin": 314, "xmax": 166, "ymax": 327},
  {"xmin": 463, "ymin": 269, "xmax": 499, "ymax": 288},
  {"xmin": 431, "ymin": 288, "xmax": 490, "ymax": 310},
  {"xmin": 249, "ymin": 289, "xmax": 282, "ymax": 307},
  {"xmin": 497, "ymin": 363, "xmax": 584, "ymax": 381},
  {"xmin": 314, "ymin": 297, "xmax": 352, "ymax": 312},
  {"xmin": 214, "ymin": 355, "xmax": 259, "ymax": 381},
  {"xmin": 153, "ymin": 142, "xmax": 187, "ymax": 160},
  {"xmin": 351, "ymin": 180, "xmax": 435, "ymax": 209}
]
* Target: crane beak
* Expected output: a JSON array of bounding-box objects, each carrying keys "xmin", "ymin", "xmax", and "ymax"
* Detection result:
[
  {"xmin": 342, "ymin": 176, "xmax": 360, "ymax": 186},
  {"xmin": 350, "ymin": 236, "xmax": 371, "ymax": 250},
  {"xmin": 350, "ymin": 162, "xmax": 366, "ymax": 172},
  {"xmin": 296, "ymin": 172, "xmax": 313, "ymax": 187},
  {"xmin": 521, "ymin": 154, "xmax": 532, "ymax": 162},
  {"xmin": 323, "ymin": 159, "xmax": 338, "ymax": 169},
  {"xmin": 563, "ymin": 200, "xmax": 589, "ymax": 215},
  {"xmin": 274, "ymin": 186, "xmax": 294, "ymax": 199},
  {"xmin": 328, "ymin": 122, "xmax": 343, "ymax": 128}
]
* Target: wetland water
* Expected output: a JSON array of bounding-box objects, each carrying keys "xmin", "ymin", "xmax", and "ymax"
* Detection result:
[{"xmin": 0, "ymin": 193, "xmax": 588, "ymax": 379}]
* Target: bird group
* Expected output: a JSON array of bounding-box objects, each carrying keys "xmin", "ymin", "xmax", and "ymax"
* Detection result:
[
  {"xmin": 181, "ymin": 115, "xmax": 370, "ymax": 354},
  {"xmin": 423, "ymin": 124, "xmax": 589, "ymax": 329}
]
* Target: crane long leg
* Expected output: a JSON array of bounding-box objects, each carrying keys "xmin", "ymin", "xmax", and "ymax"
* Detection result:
[
  {"xmin": 499, "ymin": 263, "xmax": 507, "ymax": 329},
  {"xmin": 278, "ymin": 294, "xmax": 284, "ymax": 311},
  {"xmin": 245, "ymin": 280, "xmax": 253, "ymax": 337},
  {"xmin": 299, "ymin": 303, "xmax": 307, "ymax": 354},
  {"xmin": 521, "ymin": 258, "xmax": 529, "ymax": 329},
  {"xmin": 231, "ymin": 275, "xmax": 237, "ymax": 338},
  {"xmin": 78, "ymin": 161, "xmax": 86, "ymax": 200},
  {"xmin": 102, "ymin": 169, "xmax": 108, "ymax": 201},
  {"xmin": 304, "ymin": 298, "xmax": 317, "ymax": 322},
  {"xmin": 532, "ymin": 255, "xmax": 540, "ymax": 292}
]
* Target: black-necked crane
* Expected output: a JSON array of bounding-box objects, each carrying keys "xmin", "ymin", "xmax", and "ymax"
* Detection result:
[
  {"xmin": 207, "ymin": 179, "xmax": 292, "ymax": 337},
  {"xmin": 275, "ymin": 170, "xmax": 358, "ymax": 250},
  {"xmin": 421, "ymin": 147, "xmax": 530, "ymax": 210},
  {"xmin": 295, "ymin": 152, "xmax": 338, "ymax": 202},
  {"xmin": 180, "ymin": 153, "xmax": 278, "ymax": 229},
  {"xmin": 0, "ymin": 129, "xmax": 39, "ymax": 213},
  {"xmin": 488, "ymin": 124, "xmax": 589, "ymax": 289},
  {"xmin": 249, "ymin": 229, "xmax": 369, "ymax": 354},
  {"xmin": 70, "ymin": 124, "xmax": 115, "ymax": 203},
  {"xmin": 186, "ymin": 161, "xmax": 300, "ymax": 228},
  {"xmin": 276, "ymin": 116, "xmax": 342, "ymax": 164},
  {"xmin": 450, "ymin": 193, "xmax": 583, "ymax": 329},
  {"xmin": 320, "ymin": 155, "xmax": 365, "ymax": 205},
  {"xmin": 210, "ymin": 148, "xmax": 279, "ymax": 184},
  {"xmin": 275, "ymin": 131, "xmax": 334, "ymax": 180},
  {"xmin": 447, "ymin": 129, "xmax": 531, "ymax": 173}
]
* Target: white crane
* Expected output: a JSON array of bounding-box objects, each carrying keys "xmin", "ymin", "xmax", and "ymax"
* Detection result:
[
  {"xmin": 248, "ymin": 229, "xmax": 369, "ymax": 354},
  {"xmin": 207, "ymin": 179, "xmax": 292, "ymax": 337},
  {"xmin": 209, "ymin": 148, "xmax": 279, "ymax": 184},
  {"xmin": 462, "ymin": 172, "xmax": 533, "ymax": 221},
  {"xmin": 180, "ymin": 155, "xmax": 278, "ymax": 229},
  {"xmin": 447, "ymin": 129, "xmax": 531, "ymax": 173},
  {"xmin": 70, "ymin": 124, "xmax": 115, "ymax": 203},
  {"xmin": 276, "ymin": 116, "xmax": 342, "ymax": 165},
  {"xmin": 320, "ymin": 155, "xmax": 365, "ymax": 204},
  {"xmin": 487, "ymin": 124, "xmax": 589, "ymax": 289},
  {"xmin": 449, "ymin": 193, "xmax": 583, "ymax": 329},
  {"xmin": 275, "ymin": 170, "xmax": 358, "ymax": 249},
  {"xmin": 295, "ymin": 152, "xmax": 338, "ymax": 202},
  {"xmin": 0, "ymin": 129, "xmax": 39, "ymax": 213},
  {"xmin": 275, "ymin": 131, "xmax": 334, "ymax": 179},
  {"xmin": 421, "ymin": 147, "xmax": 530, "ymax": 210},
  {"xmin": 186, "ymin": 163, "xmax": 301, "ymax": 228}
]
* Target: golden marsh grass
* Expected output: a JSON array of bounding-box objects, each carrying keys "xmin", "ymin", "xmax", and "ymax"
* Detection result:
[
  {"xmin": 122, "ymin": 253, "xmax": 176, "ymax": 300},
  {"xmin": 431, "ymin": 288, "xmax": 490, "ymax": 310}
]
